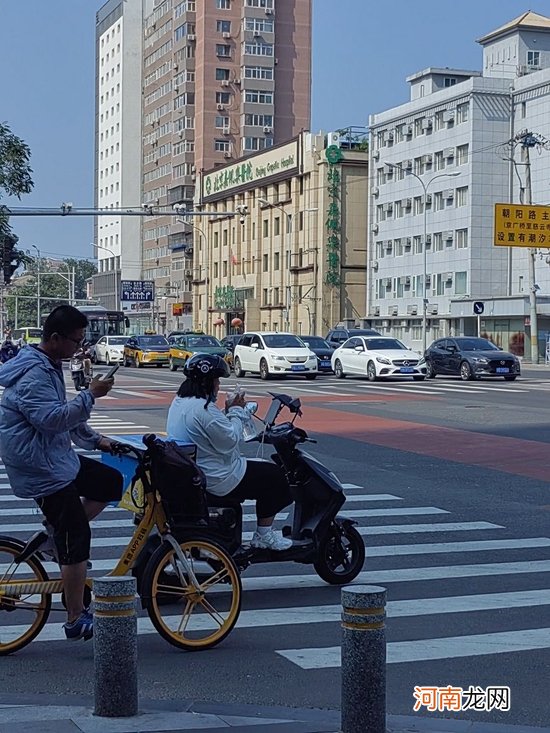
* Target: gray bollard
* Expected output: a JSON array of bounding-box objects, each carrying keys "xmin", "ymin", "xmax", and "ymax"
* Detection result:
[
  {"xmin": 341, "ymin": 585, "xmax": 387, "ymax": 733},
  {"xmin": 93, "ymin": 576, "xmax": 138, "ymax": 718}
]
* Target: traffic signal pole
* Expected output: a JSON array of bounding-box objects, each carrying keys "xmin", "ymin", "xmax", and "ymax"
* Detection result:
[{"xmin": 520, "ymin": 137, "xmax": 539, "ymax": 363}]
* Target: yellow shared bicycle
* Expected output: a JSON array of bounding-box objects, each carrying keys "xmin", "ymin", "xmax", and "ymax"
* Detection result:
[{"xmin": 0, "ymin": 435, "xmax": 242, "ymax": 655}]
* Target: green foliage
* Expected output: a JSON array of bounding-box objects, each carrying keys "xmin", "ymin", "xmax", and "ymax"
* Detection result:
[
  {"xmin": 0, "ymin": 123, "xmax": 33, "ymax": 240},
  {"xmin": 63, "ymin": 258, "xmax": 98, "ymax": 299}
]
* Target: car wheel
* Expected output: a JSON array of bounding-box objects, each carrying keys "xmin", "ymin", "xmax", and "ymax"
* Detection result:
[
  {"xmin": 305, "ymin": 374, "xmax": 317, "ymax": 380},
  {"xmin": 334, "ymin": 360, "xmax": 346, "ymax": 379},
  {"xmin": 504, "ymin": 375, "xmax": 517, "ymax": 381},
  {"xmin": 234, "ymin": 358, "xmax": 245, "ymax": 378},
  {"xmin": 259, "ymin": 359, "xmax": 271, "ymax": 381},
  {"xmin": 367, "ymin": 361, "xmax": 378, "ymax": 382},
  {"xmin": 105, "ymin": 353, "xmax": 111, "ymax": 366},
  {"xmin": 169, "ymin": 358, "xmax": 178, "ymax": 372},
  {"xmin": 460, "ymin": 361, "xmax": 474, "ymax": 381},
  {"xmin": 413, "ymin": 375, "xmax": 425, "ymax": 381},
  {"xmin": 91, "ymin": 352, "xmax": 98, "ymax": 365},
  {"xmin": 425, "ymin": 361, "xmax": 436, "ymax": 379},
  {"xmin": 123, "ymin": 355, "xmax": 129, "ymax": 367}
]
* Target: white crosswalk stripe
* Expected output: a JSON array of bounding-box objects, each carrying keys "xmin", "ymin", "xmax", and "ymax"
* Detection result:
[{"xmin": 1, "ymin": 439, "xmax": 550, "ymax": 666}]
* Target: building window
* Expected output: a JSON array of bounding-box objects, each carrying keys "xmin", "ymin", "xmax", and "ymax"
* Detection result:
[
  {"xmin": 456, "ymin": 186, "xmax": 468, "ymax": 207},
  {"xmin": 216, "ymin": 20, "xmax": 231, "ymax": 33},
  {"xmin": 214, "ymin": 262, "xmax": 219, "ymax": 278},
  {"xmin": 244, "ymin": 65, "xmax": 273, "ymax": 80},
  {"xmin": 243, "ymin": 42, "xmax": 273, "ymax": 56},
  {"xmin": 246, "ymin": 0, "xmax": 274, "ymax": 7},
  {"xmin": 527, "ymin": 50, "xmax": 540, "ymax": 69},
  {"xmin": 274, "ymin": 216, "xmax": 280, "ymax": 236},
  {"xmin": 274, "ymin": 252, "xmax": 280, "ymax": 270},
  {"xmin": 456, "ymin": 144, "xmax": 469, "ymax": 165},
  {"xmin": 216, "ymin": 91, "xmax": 230, "ymax": 104},
  {"xmin": 243, "ymin": 136, "xmax": 273, "ymax": 151},
  {"xmin": 433, "ymin": 232, "xmax": 443, "ymax": 252},
  {"xmin": 214, "ymin": 139, "xmax": 230, "ymax": 151},
  {"xmin": 394, "ymin": 238, "xmax": 403, "ymax": 256},
  {"xmin": 262, "ymin": 219, "xmax": 269, "ymax": 237},
  {"xmin": 245, "ymin": 89, "xmax": 274, "ymax": 104},
  {"xmin": 215, "ymin": 115, "xmax": 230, "ymax": 128},
  {"xmin": 216, "ymin": 44, "xmax": 231, "ymax": 58},
  {"xmin": 263, "ymin": 287, "xmax": 269, "ymax": 304},
  {"xmin": 455, "ymin": 271, "xmax": 468, "ymax": 295},
  {"xmin": 217, "ymin": 0, "xmax": 230, "ymax": 8},
  {"xmin": 434, "ymin": 192, "xmax": 444, "ymax": 212},
  {"xmin": 262, "ymin": 254, "xmax": 268, "ymax": 272},
  {"xmin": 223, "ymin": 261, "xmax": 228, "ymax": 277},
  {"xmin": 244, "ymin": 113, "xmax": 273, "ymax": 127},
  {"xmin": 413, "ymin": 235, "xmax": 422, "ymax": 254},
  {"xmin": 215, "ymin": 68, "xmax": 230, "ymax": 80},
  {"xmin": 456, "ymin": 102, "xmax": 469, "ymax": 123},
  {"xmin": 456, "ymin": 228, "xmax": 468, "ymax": 248},
  {"xmin": 413, "ymin": 196, "xmax": 423, "ymax": 215},
  {"xmin": 444, "ymin": 77, "xmax": 457, "ymax": 87},
  {"xmin": 434, "ymin": 151, "xmax": 445, "ymax": 171}
]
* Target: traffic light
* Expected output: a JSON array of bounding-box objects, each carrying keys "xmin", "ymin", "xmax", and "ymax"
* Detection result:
[{"xmin": 1, "ymin": 233, "xmax": 19, "ymax": 285}]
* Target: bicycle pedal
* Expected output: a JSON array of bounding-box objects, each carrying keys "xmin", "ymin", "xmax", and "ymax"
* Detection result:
[{"xmin": 16, "ymin": 530, "xmax": 49, "ymax": 563}]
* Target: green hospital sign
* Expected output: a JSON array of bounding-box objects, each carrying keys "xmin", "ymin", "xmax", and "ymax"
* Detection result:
[{"xmin": 202, "ymin": 140, "xmax": 299, "ymax": 200}]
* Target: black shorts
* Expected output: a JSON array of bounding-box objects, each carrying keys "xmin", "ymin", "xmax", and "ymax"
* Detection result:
[{"xmin": 35, "ymin": 455, "xmax": 123, "ymax": 566}]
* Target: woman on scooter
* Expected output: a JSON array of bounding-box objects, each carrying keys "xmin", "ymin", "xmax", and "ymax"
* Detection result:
[{"xmin": 166, "ymin": 353, "xmax": 293, "ymax": 550}]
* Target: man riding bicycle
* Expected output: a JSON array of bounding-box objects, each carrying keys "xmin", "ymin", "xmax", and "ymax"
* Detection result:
[{"xmin": 0, "ymin": 305, "xmax": 122, "ymax": 641}]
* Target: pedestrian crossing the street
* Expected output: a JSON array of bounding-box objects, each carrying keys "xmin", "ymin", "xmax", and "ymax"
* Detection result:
[{"xmin": 1, "ymin": 451, "xmax": 550, "ymax": 670}]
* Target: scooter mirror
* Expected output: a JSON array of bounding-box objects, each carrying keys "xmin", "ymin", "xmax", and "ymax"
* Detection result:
[{"xmin": 245, "ymin": 401, "xmax": 258, "ymax": 416}]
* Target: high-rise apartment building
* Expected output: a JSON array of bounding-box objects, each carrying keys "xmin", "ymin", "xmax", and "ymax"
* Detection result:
[
  {"xmin": 94, "ymin": 0, "xmax": 153, "ymax": 323},
  {"xmin": 94, "ymin": 0, "xmax": 311, "ymax": 332}
]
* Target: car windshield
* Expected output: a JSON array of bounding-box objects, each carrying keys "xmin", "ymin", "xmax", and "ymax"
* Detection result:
[
  {"xmin": 303, "ymin": 337, "xmax": 330, "ymax": 349},
  {"xmin": 187, "ymin": 336, "xmax": 222, "ymax": 348},
  {"xmin": 107, "ymin": 337, "xmax": 128, "ymax": 345},
  {"xmin": 137, "ymin": 336, "xmax": 168, "ymax": 346},
  {"xmin": 365, "ymin": 338, "xmax": 406, "ymax": 351},
  {"xmin": 263, "ymin": 335, "xmax": 305, "ymax": 348},
  {"xmin": 454, "ymin": 338, "xmax": 499, "ymax": 351}
]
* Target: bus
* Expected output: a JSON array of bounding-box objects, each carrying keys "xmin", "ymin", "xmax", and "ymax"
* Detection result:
[{"xmin": 77, "ymin": 306, "xmax": 129, "ymax": 344}]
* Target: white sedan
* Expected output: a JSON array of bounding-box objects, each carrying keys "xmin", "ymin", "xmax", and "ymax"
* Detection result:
[
  {"xmin": 92, "ymin": 336, "xmax": 128, "ymax": 365},
  {"xmin": 331, "ymin": 336, "xmax": 426, "ymax": 381}
]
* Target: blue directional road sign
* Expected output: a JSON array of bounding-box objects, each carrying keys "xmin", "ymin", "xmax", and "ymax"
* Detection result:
[{"xmin": 473, "ymin": 302, "xmax": 484, "ymax": 315}]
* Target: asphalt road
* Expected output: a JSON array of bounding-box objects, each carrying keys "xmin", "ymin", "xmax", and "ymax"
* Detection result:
[{"xmin": 1, "ymin": 364, "xmax": 550, "ymax": 727}]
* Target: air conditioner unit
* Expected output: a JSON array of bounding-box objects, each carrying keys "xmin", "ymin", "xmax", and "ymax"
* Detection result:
[
  {"xmin": 405, "ymin": 124, "xmax": 413, "ymax": 136},
  {"xmin": 443, "ymin": 147, "xmax": 455, "ymax": 158},
  {"xmin": 407, "ymin": 305, "xmax": 418, "ymax": 315},
  {"xmin": 178, "ymin": 130, "xmax": 184, "ymax": 138},
  {"xmin": 390, "ymin": 306, "xmax": 399, "ymax": 316},
  {"xmin": 425, "ymin": 274, "xmax": 431, "ymax": 285},
  {"xmin": 384, "ymin": 202, "xmax": 393, "ymax": 213},
  {"xmin": 223, "ymin": 151, "xmax": 232, "ymax": 158},
  {"xmin": 403, "ymin": 197, "xmax": 412, "ymax": 208},
  {"xmin": 372, "ymin": 223, "xmax": 379, "ymax": 234},
  {"xmin": 173, "ymin": 63, "xmax": 179, "ymax": 71},
  {"xmin": 174, "ymin": 85, "xmax": 179, "ymax": 93},
  {"xmin": 423, "ymin": 153, "xmax": 433, "ymax": 165},
  {"xmin": 404, "ymin": 158, "xmax": 413, "ymax": 170},
  {"xmin": 404, "ymin": 276, "xmax": 411, "ymax": 286},
  {"xmin": 386, "ymin": 130, "xmax": 395, "ymax": 141},
  {"xmin": 445, "ymin": 272, "xmax": 453, "ymax": 282},
  {"xmin": 384, "ymin": 240, "xmax": 393, "ymax": 250},
  {"xmin": 404, "ymin": 237, "xmax": 412, "ymax": 247},
  {"xmin": 444, "ymin": 189, "xmax": 454, "ymax": 200},
  {"xmin": 217, "ymin": 103, "xmax": 225, "ymax": 111},
  {"xmin": 443, "ymin": 110, "xmax": 455, "ymax": 123},
  {"xmin": 221, "ymin": 79, "xmax": 230, "ymax": 87},
  {"xmin": 326, "ymin": 131, "xmax": 340, "ymax": 147},
  {"xmin": 425, "ymin": 234, "xmax": 432, "ymax": 244},
  {"xmin": 372, "ymin": 260, "xmax": 379, "ymax": 271},
  {"xmin": 383, "ymin": 278, "xmax": 391, "ymax": 287},
  {"xmin": 222, "ymin": 126, "xmax": 231, "ymax": 134},
  {"xmin": 265, "ymin": 7, "xmax": 273, "ymax": 14},
  {"xmin": 187, "ymin": 34, "xmax": 196, "ymax": 41},
  {"xmin": 421, "ymin": 118, "xmax": 433, "ymax": 131},
  {"xmin": 222, "ymin": 31, "xmax": 231, "ymax": 39},
  {"xmin": 372, "ymin": 186, "xmax": 379, "ymax": 197},
  {"xmin": 253, "ymin": 30, "xmax": 261, "ymax": 37},
  {"xmin": 429, "ymin": 304, "xmax": 439, "ymax": 315},
  {"xmin": 263, "ymin": 126, "xmax": 272, "ymax": 134},
  {"xmin": 184, "ymin": 269, "xmax": 193, "ymax": 277},
  {"xmin": 425, "ymin": 194, "xmax": 432, "ymax": 205},
  {"xmin": 234, "ymin": 77, "xmax": 242, "ymax": 85},
  {"xmin": 381, "ymin": 319, "xmax": 390, "ymax": 327},
  {"xmin": 373, "ymin": 306, "xmax": 380, "ymax": 316},
  {"xmin": 444, "ymin": 230, "xmax": 454, "ymax": 240},
  {"xmin": 372, "ymin": 150, "xmax": 380, "ymax": 161}
]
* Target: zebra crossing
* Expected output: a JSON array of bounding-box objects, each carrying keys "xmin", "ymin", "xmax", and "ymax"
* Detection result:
[{"xmin": 1, "ymin": 437, "xmax": 550, "ymax": 669}]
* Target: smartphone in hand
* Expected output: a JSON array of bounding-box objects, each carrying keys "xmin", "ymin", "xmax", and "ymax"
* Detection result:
[{"xmin": 102, "ymin": 364, "xmax": 120, "ymax": 380}]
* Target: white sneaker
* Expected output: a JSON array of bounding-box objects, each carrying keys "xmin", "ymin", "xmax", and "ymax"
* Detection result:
[{"xmin": 251, "ymin": 529, "xmax": 292, "ymax": 551}]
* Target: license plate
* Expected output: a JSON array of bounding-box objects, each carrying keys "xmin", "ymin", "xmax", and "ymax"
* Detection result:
[
  {"xmin": 321, "ymin": 361, "xmax": 331, "ymax": 367},
  {"xmin": 399, "ymin": 367, "xmax": 414, "ymax": 374},
  {"xmin": 291, "ymin": 364, "xmax": 306, "ymax": 371},
  {"xmin": 496, "ymin": 367, "xmax": 509, "ymax": 373}
]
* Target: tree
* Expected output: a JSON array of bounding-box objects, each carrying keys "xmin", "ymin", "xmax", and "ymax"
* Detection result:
[
  {"xmin": 0, "ymin": 123, "xmax": 33, "ymax": 239},
  {"xmin": 64, "ymin": 258, "xmax": 98, "ymax": 300}
]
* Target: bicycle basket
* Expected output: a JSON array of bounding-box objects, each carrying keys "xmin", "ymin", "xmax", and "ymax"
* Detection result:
[{"xmin": 143, "ymin": 434, "xmax": 209, "ymax": 526}]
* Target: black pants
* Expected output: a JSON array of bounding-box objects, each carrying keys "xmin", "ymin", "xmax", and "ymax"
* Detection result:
[
  {"xmin": 35, "ymin": 456, "xmax": 123, "ymax": 566},
  {"xmin": 212, "ymin": 459, "xmax": 292, "ymax": 519}
]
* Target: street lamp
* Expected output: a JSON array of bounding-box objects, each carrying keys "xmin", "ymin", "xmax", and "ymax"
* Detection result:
[
  {"xmin": 258, "ymin": 199, "xmax": 318, "ymax": 331},
  {"xmin": 174, "ymin": 210, "xmax": 207, "ymax": 330},
  {"xmin": 384, "ymin": 164, "xmax": 461, "ymax": 354},
  {"xmin": 92, "ymin": 243, "xmax": 118, "ymax": 310},
  {"xmin": 31, "ymin": 245, "xmax": 41, "ymax": 328}
]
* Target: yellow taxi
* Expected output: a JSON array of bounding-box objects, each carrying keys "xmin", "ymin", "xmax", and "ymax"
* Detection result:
[
  {"xmin": 123, "ymin": 335, "xmax": 170, "ymax": 368},
  {"xmin": 167, "ymin": 333, "xmax": 231, "ymax": 372}
]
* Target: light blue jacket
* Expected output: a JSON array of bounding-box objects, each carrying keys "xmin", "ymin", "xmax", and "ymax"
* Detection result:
[{"xmin": 0, "ymin": 346, "xmax": 101, "ymax": 499}]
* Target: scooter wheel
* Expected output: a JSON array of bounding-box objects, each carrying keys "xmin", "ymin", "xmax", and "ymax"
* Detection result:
[{"xmin": 313, "ymin": 521, "xmax": 365, "ymax": 585}]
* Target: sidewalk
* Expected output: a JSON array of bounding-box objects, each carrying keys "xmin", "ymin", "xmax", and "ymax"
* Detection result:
[{"xmin": 1, "ymin": 694, "xmax": 549, "ymax": 733}]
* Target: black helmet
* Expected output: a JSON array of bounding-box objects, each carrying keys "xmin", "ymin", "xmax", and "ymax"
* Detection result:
[{"xmin": 183, "ymin": 353, "xmax": 230, "ymax": 380}]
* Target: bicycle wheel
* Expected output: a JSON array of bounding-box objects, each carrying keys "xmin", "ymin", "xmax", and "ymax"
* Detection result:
[
  {"xmin": 0, "ymin": 536, "xmax": 52, "ymax": 655},
  {"xmin": 142, "ymin": 536, "xmax": 241, "ymax": 651}
]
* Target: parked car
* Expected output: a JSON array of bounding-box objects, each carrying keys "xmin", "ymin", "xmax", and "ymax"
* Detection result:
[
  {"xmin": 325, "ymin": 327, "xmax": 381, "ymax": 349},
  {"xmin": 123, "ymin": 335, "xmax": 170, "ymax": 368},
  {"xmin": 92, "ymin": 335, "xmax": 128, "ymax": 365},
  {"xmin": 233, "ymin": 332, "xmax": 318, "ymax": 380},
  {"xmin": 331, "ymin": 336, "xmax": 426, "ymax": 381},
  {"xmin": 167, "ymin": 333, "xmax": 230, "ymax": 371},
  {"xmin": 424, "ymin": 337, "xmax": 521, "ymax": 381},
  {"xmin": 301, "ymin": 336, "xmax": 334, "ymax": 372}
]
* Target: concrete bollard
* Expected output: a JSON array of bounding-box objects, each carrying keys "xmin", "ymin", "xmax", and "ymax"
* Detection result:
[
  {"xmin": 93, "ymin": 576, "xmax": 138, "ymax": 718},
  {"xmin": 341, "ymin": 585, "xmax": 387, "ymax": 733}
]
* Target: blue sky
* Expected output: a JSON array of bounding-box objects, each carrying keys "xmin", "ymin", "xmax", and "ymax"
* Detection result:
[{"xmin": 0, "ymin": 0, "xmax": 538, "ymax": 259}]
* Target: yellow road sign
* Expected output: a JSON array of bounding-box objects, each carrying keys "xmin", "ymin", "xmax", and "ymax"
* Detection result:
[{"xmin": 494, "ymin": 203, "xmax": 550, "ymax": 247}]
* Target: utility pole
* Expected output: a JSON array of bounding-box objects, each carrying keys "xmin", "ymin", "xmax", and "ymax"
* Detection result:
[{"xmin": 519, "ymin": 133, "xmax": 539, "ymax": 363}]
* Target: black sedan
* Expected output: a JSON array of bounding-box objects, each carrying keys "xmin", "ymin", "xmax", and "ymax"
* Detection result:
[
  {"xmin": 220, "ymin": 334, "xmax": 242, "ymax": 354},
  {"xmin": 424, "ymin": 337, "xmax": 521, "ymax": 381},
  {"xmin": 301, "ymin": 336, "xmax": 335, "ymax": 373}
]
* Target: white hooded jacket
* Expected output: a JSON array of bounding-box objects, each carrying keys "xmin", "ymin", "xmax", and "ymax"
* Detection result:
[{"xmin": 166, "ymin": 395, "xmax": 247, "ymax": 496}]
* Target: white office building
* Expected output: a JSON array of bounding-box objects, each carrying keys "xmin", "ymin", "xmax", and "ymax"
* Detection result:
[{"xmin": 368, "ymin": 10, "xmax": 550, "ymax": 359}]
